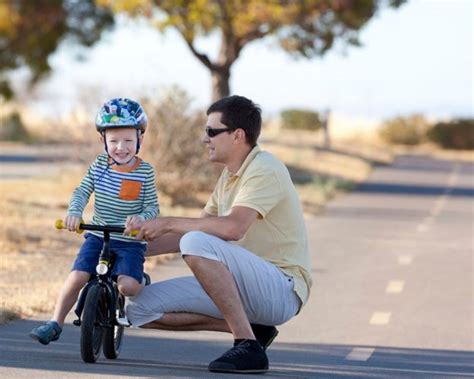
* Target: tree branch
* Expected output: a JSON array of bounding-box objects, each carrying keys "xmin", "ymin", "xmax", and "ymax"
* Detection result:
[{"xmin": 182, "ymin": 37, "xmax": 216, "ymax": 71}]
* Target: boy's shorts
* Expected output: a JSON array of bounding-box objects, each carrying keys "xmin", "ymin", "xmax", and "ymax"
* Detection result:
[{"xmin": 72, "ymin": 233, "xmax": 146, "ymax": 283}]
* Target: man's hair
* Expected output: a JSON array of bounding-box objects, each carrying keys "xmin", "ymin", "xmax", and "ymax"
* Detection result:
[{"xmin": 207, "ymin": 95, "xmax": 261, "ymax": 147}]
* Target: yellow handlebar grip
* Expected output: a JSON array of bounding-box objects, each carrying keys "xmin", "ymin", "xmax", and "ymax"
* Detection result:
[
  {"xmin": 129, "ymin": 230, "xmax": 139, "ymax": 237},
  {"xmin": 55, "ymin": 219, "xmax": 84, "ymax": 234},
  {"xmin": 55, "ymin": 219, "xmax": 65, "ymax": 229}
]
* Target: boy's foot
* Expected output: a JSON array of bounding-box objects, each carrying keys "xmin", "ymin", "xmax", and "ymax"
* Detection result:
[
  {"xmin": 251, "ymin": 323, "xmax": 279, "ymax": 350},
  {"xmin": 208, "ymin": 339, "xmax": 269, "ymax": 374},
  {"xmin": 116, "ymin": 315, "xmax": 131, "ymax": 327},
  {"xmin": 29, "ymin": 321, "xmax": 62, "ymax": 345}
]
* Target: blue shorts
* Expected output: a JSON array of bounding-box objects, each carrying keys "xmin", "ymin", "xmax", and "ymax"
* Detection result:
[{"xmin": 72, "ymin": 233, "xmax": 146, "ymax": 283}]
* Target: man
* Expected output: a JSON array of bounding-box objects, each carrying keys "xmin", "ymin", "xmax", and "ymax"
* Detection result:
[{"xmin": 125, "ymin": 95, "xmax": 312, "ymax": 374}]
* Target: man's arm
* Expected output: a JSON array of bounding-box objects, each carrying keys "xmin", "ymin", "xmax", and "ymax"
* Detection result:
[
  {"xmin": 134, "ymin": 206, "xmax": 258, "ymax": 242},
  {"xmin": 145, "ymin": 232, "xmax": 182, "ymax": 257}
]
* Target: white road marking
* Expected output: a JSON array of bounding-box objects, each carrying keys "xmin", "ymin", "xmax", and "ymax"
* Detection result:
[
  {"xmin": 417, "ymin": 164, "xmax": 460, "ymax": 231},
  {"xmin": 431, "ymin": 195, "xmax": 448, "ymax": 216},
  {"xmin": 398, "ymin": 255, "xmax": 413, "ymax": 265},
  {"xmin": 345, "ymin": 347, "xmax": 375, "ymax": 361},
  {"xmin": 370, "ymin": 312, "xmax": 391, "ymax": 325},
  {"xmin": 386, "ymin": 280, "xmax": 405, "ymax": 294}
]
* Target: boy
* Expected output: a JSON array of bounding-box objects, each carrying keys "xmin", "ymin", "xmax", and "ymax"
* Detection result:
[{"xmin": 30, "ymin": 98, "xmax": 159, "ymax": 345}]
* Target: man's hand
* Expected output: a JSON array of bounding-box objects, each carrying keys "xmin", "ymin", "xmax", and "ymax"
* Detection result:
[{"xmin": 135, "ymin": 218, "xmax": 171, "ymax": 241}]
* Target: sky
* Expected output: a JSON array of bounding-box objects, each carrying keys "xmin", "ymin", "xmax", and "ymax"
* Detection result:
[{"xmin": 28, "ymin": 0, "xmax": 473, "ymax": 122}]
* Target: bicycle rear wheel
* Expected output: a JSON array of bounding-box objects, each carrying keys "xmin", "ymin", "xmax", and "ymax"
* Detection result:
[
  {"xmin": 81, "ymin": 284, "xmax": 106, "ymax": 363},
  {"xmin": 103, "ymin": 291, "xmax": 124, "ymax": 359}
]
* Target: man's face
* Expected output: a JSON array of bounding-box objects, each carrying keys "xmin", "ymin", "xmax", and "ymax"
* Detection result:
[
  {"xmin": 202, "ymin": 112, "xmax": 234, "ymax": 163},
  {"xmin": 102, "ymin": 128, "xmax": 141, "ymax": 165}
]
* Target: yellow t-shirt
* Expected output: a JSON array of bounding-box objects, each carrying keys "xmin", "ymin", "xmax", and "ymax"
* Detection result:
[{"xmin": 204, "ymin": 145, "xmax": 312, "ymax": 307}]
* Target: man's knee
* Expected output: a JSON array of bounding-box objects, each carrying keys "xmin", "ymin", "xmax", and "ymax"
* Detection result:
[
  {"xmin": 179, "ymin": 231, "xmax": 209, "ymax": 255},
  {"xmin": 126, "ymin": 296, "xmax": 161, "ymax": 326}
]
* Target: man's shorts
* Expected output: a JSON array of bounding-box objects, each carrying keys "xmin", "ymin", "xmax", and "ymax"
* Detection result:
[
  {"xmin": 127, "ymin": 231, "xmax": 301, "ymax": 327},
  {"xmin": 72, "ymin": 233, "xmax": 145, "ymax": 283}
]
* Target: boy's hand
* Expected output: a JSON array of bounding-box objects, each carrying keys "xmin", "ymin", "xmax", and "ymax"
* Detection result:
[
  {"xmin": 64, "ymin": 215, "xmax": 82, "ymax": 232},
  {"xmin": 124, "ymin": 215, "xmax": 144, "ymax": 236}
]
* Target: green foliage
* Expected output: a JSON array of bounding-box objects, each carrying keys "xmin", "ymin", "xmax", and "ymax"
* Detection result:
[
  {"xmin": 427, "ymin": 119, "xmax": 474, "ymax": 150},
  {"xmin": 0, "ymin": 112, "xmax": 30, "ymax": 142},
  {"xmin": 141, "ymin": 86, "xmax": 220, "ymax": 205},
  {"xmin": 0, "ymin": 0, "xmax": 114, "ymax": 99},
  {"xmin": 379, "ymin": 114, "xmax": 430, "ymax": 146},
  {"xmin": 281, "ymin": 109, "xmax": 322, "ymax": 131}
]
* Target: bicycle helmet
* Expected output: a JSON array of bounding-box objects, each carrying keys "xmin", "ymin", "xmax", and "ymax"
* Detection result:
[{"xmin": 95, "ymin": 98, "xmax": 147, "ymax": 133}]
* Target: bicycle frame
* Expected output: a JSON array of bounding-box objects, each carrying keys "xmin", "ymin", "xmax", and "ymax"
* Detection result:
[
  {"xmin": 55, "ymin": 219, "xmax": 139, "ymax": 362},
  {"xmin": 55, "ymin": 220, "xmax": 130, "ymax": 327}
]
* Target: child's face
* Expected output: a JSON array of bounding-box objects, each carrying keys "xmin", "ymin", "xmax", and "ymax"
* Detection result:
[{"xmin": 101, "ymin": 128, "xmax": 143, "ymax": 165}]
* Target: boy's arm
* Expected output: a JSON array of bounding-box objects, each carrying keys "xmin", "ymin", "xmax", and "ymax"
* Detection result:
[
  {"xmin": 137, "ymin": 167, "xmax": 159, "ymax": 220},
  {"xmin": 67, "ymin": 161, "xmax": 95, "ymax": 218}
]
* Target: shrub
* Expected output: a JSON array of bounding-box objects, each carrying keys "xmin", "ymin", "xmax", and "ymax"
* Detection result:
[
  {"xmin": 0, "ymin": 112, "xmax": 31, "ymax": 142},
  {"xmin": 427, "ymin": 119, "xmax": 474, "ymax": 150},
  {"xmin": 281, "ymin": 109, "xmax": 322, "ymax": 131},
  {"xmin": 141, "ymin": 87, "xmax": 220, "ymax": 205},
  {"xmin": 378, "ymin": 114, "xmax": 429, "ymax": 145}
]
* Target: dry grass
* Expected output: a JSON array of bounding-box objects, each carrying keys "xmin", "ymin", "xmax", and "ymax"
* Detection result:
[
  {"xmin": 0, "ymin": 131, "xmax": 389, "ymax": 324},
  {"xmin": 0, "ymin": 168, "xmax": 200, "ymax": 324}
]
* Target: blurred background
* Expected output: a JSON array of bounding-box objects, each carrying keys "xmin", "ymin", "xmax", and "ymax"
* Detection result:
[{"xmin": 0, "ymin": 0, "xmax": 472, "ymax": 321}]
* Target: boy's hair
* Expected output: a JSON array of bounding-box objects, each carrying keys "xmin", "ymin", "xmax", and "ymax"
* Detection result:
[{"xmin": 207, "ymin": 95, "xmax": 262, "ymax": 147}]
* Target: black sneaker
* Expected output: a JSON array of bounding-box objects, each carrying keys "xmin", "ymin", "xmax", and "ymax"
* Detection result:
[
  {"xmin": 208, "ymin": 339, "xmax": 269, "ymax": 374},
  {"xmin": 251, "ymin": 323, "xmax": 278, "ymax": 350},
  {"xmin": 143, "ymin": 272, "xmax": 151, "ymax": 286}
]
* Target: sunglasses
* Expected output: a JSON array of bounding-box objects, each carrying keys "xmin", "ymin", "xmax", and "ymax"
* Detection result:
[{"xmin": 205, "ymin": 127, "xmax": 233, "ymax": 138}]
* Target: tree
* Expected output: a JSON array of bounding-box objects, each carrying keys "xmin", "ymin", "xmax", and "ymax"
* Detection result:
[
  {"xmin": 0, "ymin": 0, "xmax": 114, "ymax": 99},
  {"xmin": 0, "ymin": 0, "xmax": 406, "ymax": 102},
  {"xmin": 97, "ymin": 0, "xmax": 406, "ymax": 100}
]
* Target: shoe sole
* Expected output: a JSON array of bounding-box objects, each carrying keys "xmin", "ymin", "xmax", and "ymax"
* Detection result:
[
  {"xmin": 209, "ymin": 368, "xmax": 268, "ymax": 374},
  {"xmin": 29, "ymin": 332, "xmax": 49, "ymax": 345},
  {"xmin": 262, "ymin": 329, "xmax": 279, "ymax": 350}
]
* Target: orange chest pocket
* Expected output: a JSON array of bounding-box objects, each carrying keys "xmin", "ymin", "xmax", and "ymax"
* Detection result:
[{"xmin": 119, "ymin": 180, "xmax": 143, "ymax": 201}]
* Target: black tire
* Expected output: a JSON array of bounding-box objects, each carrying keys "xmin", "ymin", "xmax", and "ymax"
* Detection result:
[
  {"xmin": 81, "ymin": 284, "xmax": 106, "ymax": 363},
  {"xmin": 102, "ymin": 292, "xmax": 124, "ymax": 359}
]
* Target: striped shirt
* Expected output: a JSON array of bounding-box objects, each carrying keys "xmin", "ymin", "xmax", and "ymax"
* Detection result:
[{"xmin": 68, "ymin": 153, "xmax": 159, "ymax": 242}]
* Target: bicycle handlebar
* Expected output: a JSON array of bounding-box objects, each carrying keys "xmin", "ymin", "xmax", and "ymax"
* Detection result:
[{"xmin": 55, "ymin": 219, "xmax": 139, "ymax": 237}]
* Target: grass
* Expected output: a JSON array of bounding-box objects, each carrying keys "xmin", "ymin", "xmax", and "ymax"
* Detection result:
[{"xmin": 0, "ymin": 131, "xmax": 389, "ymax": 324}]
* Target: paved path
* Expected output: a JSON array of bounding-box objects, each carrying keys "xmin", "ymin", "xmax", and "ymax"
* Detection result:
[
  {"xmin": 1, "ymin": 154, "xmax": 473, "ymax": 378},
  {"xmin": 0, "ymin": 144, "xmax": 86, "ymax": 180}
]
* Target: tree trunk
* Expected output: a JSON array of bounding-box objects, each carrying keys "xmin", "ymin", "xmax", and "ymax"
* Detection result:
[{"xmin": 211, "ymin": 66, "xmax": 231, "ymax": 101}]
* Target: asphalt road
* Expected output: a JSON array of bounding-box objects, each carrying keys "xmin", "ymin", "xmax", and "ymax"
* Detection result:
[
  {"xmin": 1, "ymin": 154, "xmax": 473, "ymax": 378},
  {"xmin": 0, "ymin": 144, "xmax": 85, "ymax": 180}
]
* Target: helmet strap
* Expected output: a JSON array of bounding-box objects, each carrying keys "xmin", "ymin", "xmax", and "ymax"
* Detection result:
[{"xmin": 136, "ymin": 129, "xmax": 141, "ymax": 154}]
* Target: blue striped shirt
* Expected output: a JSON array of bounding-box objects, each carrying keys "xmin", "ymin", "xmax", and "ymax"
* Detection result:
[{"xmin": 68, "ymin": 153, "xmax": 159, "ymax": 242}]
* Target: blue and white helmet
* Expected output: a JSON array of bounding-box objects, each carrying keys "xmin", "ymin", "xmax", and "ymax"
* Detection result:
[{"xmin": 95, "ymin": 98, "xmax": 147, "ymax": 133}]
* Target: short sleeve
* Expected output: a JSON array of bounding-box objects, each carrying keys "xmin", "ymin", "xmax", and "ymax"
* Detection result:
[
  {"xmin": 233, "ymin": 168, "xmax": 284, "ymax": 218},
  {"xmin": 204, "ymin": 186, "xmax": 219, "ymax": 215}
]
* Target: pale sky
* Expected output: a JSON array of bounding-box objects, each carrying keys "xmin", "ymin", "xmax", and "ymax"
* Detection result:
[{"xmin": 30, "ymin": 0, "xmax": 473, "ymax": 121}]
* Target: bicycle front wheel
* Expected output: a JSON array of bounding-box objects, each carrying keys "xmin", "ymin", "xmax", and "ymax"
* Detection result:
[
  {"xmin": 103, "ymin": 291, "xmax": 125, "ymax": 359},
  {"xmin": 80, "ymin": 284, "xmax": 106, "ymax": 363}
]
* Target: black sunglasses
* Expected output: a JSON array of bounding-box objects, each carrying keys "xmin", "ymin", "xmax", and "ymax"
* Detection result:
[{"xmin": 205, "ymin": 127, "xmax": 233, "ymax": 138}]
